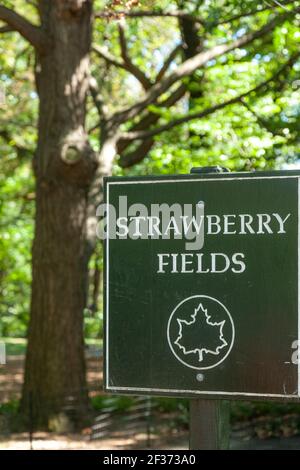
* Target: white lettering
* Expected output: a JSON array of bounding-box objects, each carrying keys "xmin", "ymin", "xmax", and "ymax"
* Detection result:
[
  {"xmin": 257, "ymin": 214, "xmax": 273, "ymax": 234},
  {"xmin": 273, "ymin": 213, "xmax": 291, "ymax": 234},
  {"xmin": 231, "ymin": 253, "xmax": 246, "ymax": 273},
  {"xmin": 157, "ymin": 253, "xmax": 169, "ymax": 273},
  {"xmin": 207, "ymin": 215, "xmax": 221, "ymax": 235},
  {"xmin": 224, "ymin": 214, "xmax": 236, "ymax": 235},
  {"xmin": 239, "ymin": 214, "xmax": 255, "ymax": 234},
  {"xmin": 211, "ymin": 253, "xmax": 230, "ymax": 273},
  {"xmin": 116, "ymin": 217, "xmax": 129, "ymax": 237},
  {"xmin": 165, "ymin": 217, "xmax": 181, "ymax": 236},
  {"xmin": 181, "ymin": 253, "xmax": 194, "ymax": 273}
]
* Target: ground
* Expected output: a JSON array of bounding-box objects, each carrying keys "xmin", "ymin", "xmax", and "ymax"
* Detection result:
[
  {"xmin": 1, "ymin": 349, "xmax": 300, "ymax": 450},
  {"xmin": 0, "ymin": 350, "xmax": 190, "ymax": 449},
  {"xmin": 2, "ymin": 431, "xmax": 300, "ymax": 450}
]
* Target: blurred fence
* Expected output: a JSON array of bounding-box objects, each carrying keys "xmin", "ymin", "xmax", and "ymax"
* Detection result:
[
  {"xmin": 0, "ymin": 343, "xmax": 5, "ymax": 365},
  {"xmin": 0, "ymin": 346, "xmax": 188, "ymax": 449}
]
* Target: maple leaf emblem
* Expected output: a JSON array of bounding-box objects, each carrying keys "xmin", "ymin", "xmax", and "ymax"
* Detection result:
[{"xmin": 174, "ymin": 303, "xmax": 227, "ymax": 362}]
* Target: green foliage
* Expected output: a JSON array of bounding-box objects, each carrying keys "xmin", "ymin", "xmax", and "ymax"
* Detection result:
[
  {"xmin": 91, "ymin": 395, "xmax": 136, "ymax": 412},
  {"xmin": 0, "ymin": 399, "xmax": 19, "ymax": 416},
  {"xmin": 1, "ymin": 0, "xmax": 300, "ymax": 339},
  {"xmin": 231, "ymin": 401, "xmax": 300, "ymax": 438},
  {"xmin": 231, "ymin": 400, "xmax": 300, "ymax": 422},
  {"xmin": 0, "ymin": 337, "xmax": 26, "ymax": 355},
  {"xmin": 89, "ymin": 393, "xmax": 300, "ymax": 440},
  {"xmin": 0, "ymin": 164, "xmax": 34, "ymax": 337},
  {"xmin": 84, "ymin": 311, "xmax": 103, "ymax": 339},
  {"xmin": 0, "ymin": 9, "xmax": 37, "ymax": 338}
]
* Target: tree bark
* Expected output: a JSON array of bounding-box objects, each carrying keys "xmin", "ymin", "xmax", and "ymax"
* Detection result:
[
  {"xmin": 21, "ymin": 0, "xmax": 95, "ymax": 428},
  {"xmin": 85, "ymin": 128, "xmax": 118, "ymax": 261},
  {"xmin": 179, "ymin": 2, "xmax": 205, "ymax": 150},
  {"xmin": 179, "ymin": 4, "xmax": 204, "ymax": 108}
]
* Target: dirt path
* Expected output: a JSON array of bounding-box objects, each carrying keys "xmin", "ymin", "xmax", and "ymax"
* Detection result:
[
  {"xmin": 0, "ymin": 431, "xmax": 188, "ymax": 450},
  {"xmin": 2, "ymin": 354, "xmax": 300, "ymax": 450}
]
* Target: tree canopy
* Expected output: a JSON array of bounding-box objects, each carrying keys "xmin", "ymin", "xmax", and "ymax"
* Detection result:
[
  {"xmin": 1, "ymin": 0, "xmax": 299, "ymax": 337},
  {"xmin": 0, "ymin": 0, "xmax": 300, "ymax": 426}
]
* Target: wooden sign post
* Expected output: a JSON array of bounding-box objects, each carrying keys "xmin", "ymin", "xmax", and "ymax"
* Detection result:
[
  {"xmin": 190, "ymin": 399, "xmax": 230, "ymax": 449},
  {"xmin": 189, "ymin": 166, "xmax": 230, "ymax": 450},
  {"xmin": 103, "ymin": 169, "xmax": 300, "ymax": 449}
]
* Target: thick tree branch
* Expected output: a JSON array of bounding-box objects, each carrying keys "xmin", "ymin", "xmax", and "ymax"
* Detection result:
[
  {"xmin": 117, "ymin": 84, "xmax": 187, "ymax": 167},
  {"xmin": 88, "ymin": 83, "xmax": 186, "ymax": 146},
  {"xmin": 118, "ymin": 22, "xmax": 152, "ymax": 90},
  {"xmin": 214, "ymin": 0, "xmax": 296, "ymax": 27},
  {"xmin": 0, "ymin": 24, "xmax": 14, "ymax": 33},
  {"xmin": 94, "ymin": 9, "xmax": 203, "ymax": 23},
  {"xmin": 117, "ymin": 83, "xmax": 186, "ymax": 153},
  {"xmin": 117, "ymin": 85, "xmax": 186, "ymax": 167},
  {"xmin": 89, "ymin": 77, "xmax": 108, "ymax": 122},
  {"xmin": 112, "ymin": 10, "xmax": 296, "ymax": 125},
  {"xmin": 0, "ymin": 129, "xmax": 33, "ymax": 159},
  {"xmin": 120, "ymin": 97, "xmax": 243, "ymax": 141},
  {"xmin": 93, "ymin": 37, "xmax": 151, "ymax": 90},
  {"xmin": 120, "ymin": 52, "xmax": 300, "ymax": 142},
  {"xmin": 155, "ymin": 44, "xmax": 182, "ymax": 82},
  {"xmin": 0, "ymin": 5, "xmax": 47, "ymax": 51},
  {"xmin": 117, "ymin": 85, "xmax": 187, "ymax": 166},
  {"xmin": 94, "ymin": 1, "xmax": 296, "ymax": 25},
  {"xmin": 93, "ymin": 44, "xmax": 124, "ymax": 68},
  {"xmin": 119, "ymin": 138, "xmax": 154, "ymax": 168}
]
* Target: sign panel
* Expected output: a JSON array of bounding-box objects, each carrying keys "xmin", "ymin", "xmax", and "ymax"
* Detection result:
[{"xmin": 104, "ymin": 171, "xmax": 300, "ymax": 400}]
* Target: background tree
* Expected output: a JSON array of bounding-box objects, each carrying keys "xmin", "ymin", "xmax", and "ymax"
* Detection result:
[{"xmin": 0, "ymin": 0, "xmax": 299, "ymax": 427}]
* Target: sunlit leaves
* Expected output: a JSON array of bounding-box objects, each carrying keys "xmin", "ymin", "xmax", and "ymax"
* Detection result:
[{"xmin": 1, "ymin": 0, "xmax": 300, "ymax": 338}]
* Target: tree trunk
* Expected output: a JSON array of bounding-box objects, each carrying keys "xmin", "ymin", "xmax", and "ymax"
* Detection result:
[
  {"xmin": 21, "ymin": 0, "xmax": 95, "ymax": 428},
  {"xmin": 179, "ymin": 3, "xmax": 205, "ymax": 150},
  {"xmin": 179, "ymin": 7, "xmax": 204, "ymax": 109}
]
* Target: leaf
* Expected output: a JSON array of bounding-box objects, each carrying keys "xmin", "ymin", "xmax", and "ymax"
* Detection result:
[{"xmin": 174, "ymin": 303, "xmax": 227, "ymax": 362}]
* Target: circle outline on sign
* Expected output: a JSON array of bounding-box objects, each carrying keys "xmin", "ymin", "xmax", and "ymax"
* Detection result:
[{"xmin": 167, "ymin": 295, "xmax": 235, "ymax": 370}]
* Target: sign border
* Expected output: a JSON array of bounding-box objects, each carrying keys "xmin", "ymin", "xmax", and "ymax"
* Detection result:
[{"xmin": 104, "ymin": 171, "xmax": 300, "ymax": 401}]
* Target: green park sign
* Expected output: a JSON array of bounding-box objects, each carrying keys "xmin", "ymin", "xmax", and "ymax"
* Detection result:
[{"xmin": 103, "ymin": 170, "xmax": 300, "ymax": 401}]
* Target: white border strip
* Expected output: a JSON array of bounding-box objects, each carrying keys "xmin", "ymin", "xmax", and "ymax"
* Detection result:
[
  {"xmin": 108, "ymin": 175, "xmax": 300, "ymax": 185},
  {"xmin": 298, "ymin": 177, "xmax": 300, "ymax": 396},
  {"xmin": 106, "ymin": 183, "xmax": 110, "ymax": 389},
  {"xmin": 106, "ymin": 175, "xmax": 299, "ymax": 397},
  {"xmin": 106, "ymin": 386, "xmax": 297, "ymax": 399}
]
